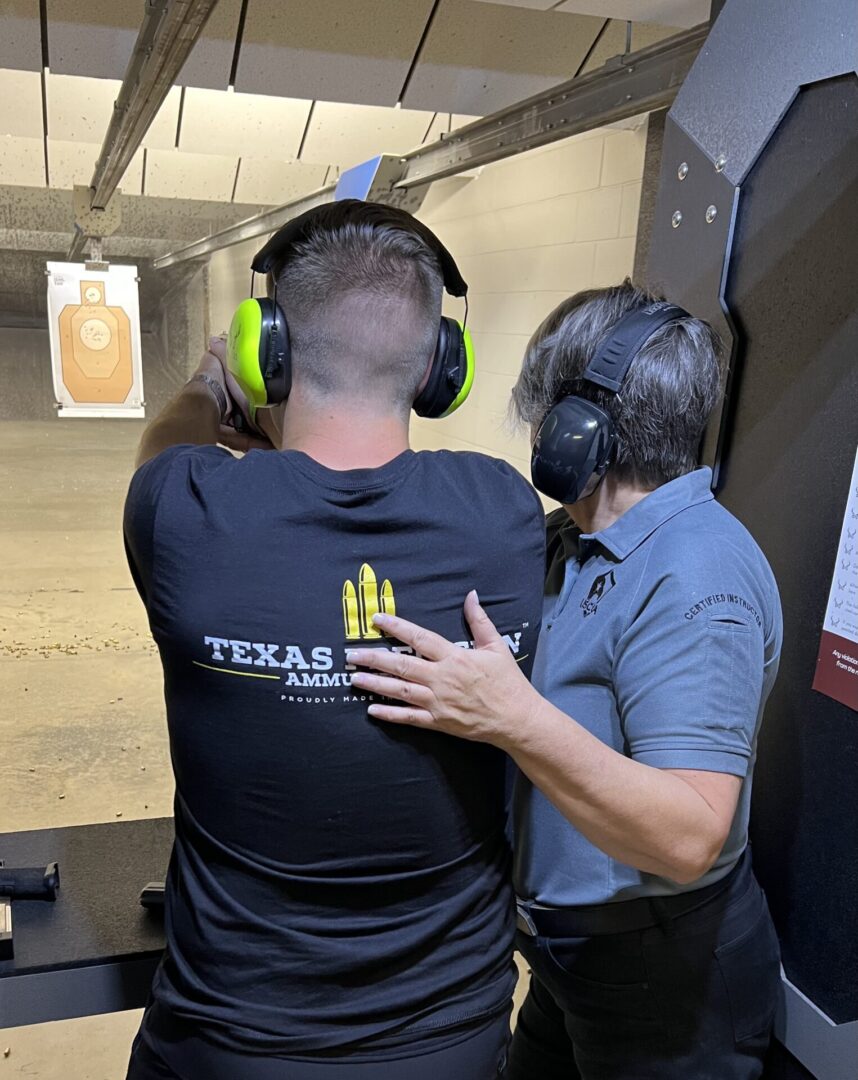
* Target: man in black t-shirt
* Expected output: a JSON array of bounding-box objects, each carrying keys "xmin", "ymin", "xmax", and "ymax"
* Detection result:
[{"xmin": 123, "ymin": 203, "xmax": 545, "ymax": 1080}]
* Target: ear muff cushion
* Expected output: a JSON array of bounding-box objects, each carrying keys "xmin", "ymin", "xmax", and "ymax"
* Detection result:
[
  {"xmin": 531, "ymin": 397, "xmax": 616, "ymax": 504},
  {"xmin": 413, "ymin": 317, "xmax": 475, "ymax": 419},
  {"xmin": 439, "ymin": 322, "xmax": 474, "ymax": 418},
  {"xmin": 259, "ymin": 298, "xmax": 291, "ymax": 406},
  {"xmin": 227, "ymin": 299, "xmax": 269, "ymax": 415}
]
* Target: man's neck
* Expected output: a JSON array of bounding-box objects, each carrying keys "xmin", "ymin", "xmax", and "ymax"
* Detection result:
[
  {"xmin": 566, "ymin": 473, "xmax": 654, "ymax": 535},
  {"xmin": 277, "ymin": 390, "xmax": 411, "ymax": 471}
]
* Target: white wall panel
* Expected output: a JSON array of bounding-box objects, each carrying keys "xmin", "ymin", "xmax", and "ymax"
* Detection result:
[
  {"xmin": 46, "ymin": 75, "xmax": 180, "ymax": 149},
  {"xmin": 574, "ymin": 186, "xmax": 623, "ymax": 241},
  {"xmin": 0, "ymin": 0, "xmax": 44, "ymax": 72},
  {"xmin": 0, "ymin": 134, "xmax": 45, "ymax": 186},
  {"xmin": 418, "ymin": 132, "xmax": 605, "ymax": 223},
  {"xmin": 179, "ymin": 89, "xmax": 311, "ymax": 159},
  {"xmin": 48, "ymin": 0, "xmax": 244, "ymax": 88},
  {"xmin": 422, "ymin": 112, "xmax": 481, "ymax": 144},
  {"xmin": 177, "ymin": 0, "xmax": 244, "ymax": 90},
  {"xmin": 233, "ymin": 158, "xmax": 329, "ymax": 205},
  {"xmin": 0, "ymin": 69, "xmax": 44, "ymax": 138},
  {"xmin": 401, "ymin": 0, "xmax": 604, "ymax": 115},
  {"xmin": 235, "ymin": 0, "xmax": 435, "ymax": 106},
  {"xmin": 601, "ymin": 126, "xmax": 647, "ymax": 185},
  {"xmin": 299, "ymin": 101, "xmax": 433, "ymax": 169},
  {"xmin": 553, "ymin": 0, "xmax": 705, "ymax": 27},
  {"xmin": 47, "ymin": 139, "xmax": 143, "ymax": 194},
  {"xmin": 470, "ymin": 0, "xmax": 558, "ymax": 7},
  {"xmin": 145, "ymin": 149, "xmax": 237, "ymax": 201},
  {"xmin": 141, "ymin": 86, "xmax": 182, "ymax": 149},
  {"xmin": 47, "ymin": 0, "xmax": 137, "ymax": 81},
  {"xmin": 592, "ymin": 235, "xmax": 636, "ymax": 285}
]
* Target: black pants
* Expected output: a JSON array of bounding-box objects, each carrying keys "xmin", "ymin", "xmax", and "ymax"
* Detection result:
[
  {"xmin": 508, "ymin": 862, "xmax": 781, "ymax": 1080},
  {"xmin": 126, "ymin": 1007, "xmax": 511, "ymax": 1080}
]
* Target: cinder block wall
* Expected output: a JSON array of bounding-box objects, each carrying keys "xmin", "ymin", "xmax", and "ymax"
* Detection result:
[{"xmin": 413, "ymin": 120, "xmax": 647, "ymax": 478}]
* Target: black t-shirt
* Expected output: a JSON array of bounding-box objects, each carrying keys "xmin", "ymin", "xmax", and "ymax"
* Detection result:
[{"xmin": 124, "ymin": 445, "xmax": 545, "ymax": 1055}]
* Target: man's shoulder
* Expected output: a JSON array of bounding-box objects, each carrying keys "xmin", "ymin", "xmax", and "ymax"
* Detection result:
[
  {"xmin": 415, "ymin": 450, "xmax": 545, "ymax": 559},
  {"xmin": 131, "ymin": 443, "xmax": 233, "ymax": 485},
  {"xmin": 417, "ymin": 449, "xmax": 539, "ymax": 503}
]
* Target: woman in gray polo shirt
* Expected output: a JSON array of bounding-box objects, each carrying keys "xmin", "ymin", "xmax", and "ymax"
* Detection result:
[{"xmin": 348, "ymin": 281, "xmax": 783, "ymax": 1080}]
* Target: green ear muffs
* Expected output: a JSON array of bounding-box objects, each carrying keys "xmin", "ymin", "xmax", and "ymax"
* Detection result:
[
  {"xmin": 231, "ymin": 201, "xmax": 477, "ymax": 422},
  {"xmin": 413, "ymin": 316, "xmax": 475, "ymax": 419},
  {"xmin": 226, "ymin": 297, "xmax": 291, "ymax": 420}
]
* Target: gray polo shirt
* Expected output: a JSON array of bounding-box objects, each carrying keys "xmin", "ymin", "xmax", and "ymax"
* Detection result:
[{"xmin": 513, "ymin": 467, "xmax": 782, "ymax": 906}]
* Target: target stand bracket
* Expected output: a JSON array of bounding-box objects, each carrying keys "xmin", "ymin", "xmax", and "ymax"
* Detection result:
[{"xmin": 70, "ymin": 185, "xmax": 122, "ymax": 268}]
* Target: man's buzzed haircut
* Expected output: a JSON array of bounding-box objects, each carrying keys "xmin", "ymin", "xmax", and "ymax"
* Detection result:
[{"xmin": 273, "ymin": 219, "xmax": 443, "ymax": 413}]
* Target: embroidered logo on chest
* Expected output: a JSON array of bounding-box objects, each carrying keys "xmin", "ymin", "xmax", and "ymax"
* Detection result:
[{"xmin": 581, "ymin": 570, "xmax": 617, "ymax": 617}]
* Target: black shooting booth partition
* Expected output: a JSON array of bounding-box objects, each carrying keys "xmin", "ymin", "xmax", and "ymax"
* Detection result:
[{"xmin": 646, "ymin": 1, "xmax": 858, "ymax": 1078}]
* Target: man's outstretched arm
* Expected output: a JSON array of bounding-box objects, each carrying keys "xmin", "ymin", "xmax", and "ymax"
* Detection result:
[{"xmin": 136, "ymin": 339, "xmax": 270, "ymax": 469}]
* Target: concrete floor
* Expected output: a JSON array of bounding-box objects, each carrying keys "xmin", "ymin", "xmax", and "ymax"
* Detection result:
[
  {"xmin": 0, "ymin": 420, "xmax": 528, "ymax": 1077},
  {"xmin": 1, "ymin": 420, "xmax": 169, "ymax": 1078}
]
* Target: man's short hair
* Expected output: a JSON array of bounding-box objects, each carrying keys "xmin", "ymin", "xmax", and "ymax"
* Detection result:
[
  {"xmin": 272, "ymin": 217, "xmax": 443, "ymax": 412},
  {"xmin": 511, "ymin": 280, "xmax": 724, "ymax": 488}
]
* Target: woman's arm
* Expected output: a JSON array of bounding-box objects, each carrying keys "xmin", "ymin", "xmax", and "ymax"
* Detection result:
[{"xmin": 348, "ymin": 593, "xmax": 740, "ymax": 885}]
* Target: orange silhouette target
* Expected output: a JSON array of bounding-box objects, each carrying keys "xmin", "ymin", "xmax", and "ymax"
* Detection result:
[{"xmin": 58, "ymin": 280, "xmax": 133, "ymax": 404}]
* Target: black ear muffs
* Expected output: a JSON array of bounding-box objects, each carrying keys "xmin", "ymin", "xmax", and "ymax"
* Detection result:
[
  {"xmin": 257, "ymin": 298, "xmax": 291, "ymax": 406},
  {"xmin": 414, "ymin": 316, "xmax": 466, "ymax": 419},
  {"xmin": 530, "ymin": 301, "xmax": 691, "ymax": 504},
  {"xmin": 531, "ymin": 397, "xmax": 617, "ymax": 505}
]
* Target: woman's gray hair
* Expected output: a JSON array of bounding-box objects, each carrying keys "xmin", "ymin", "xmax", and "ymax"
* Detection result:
[{"xmin": 511, "ymin": 279, "xmax": 725, "ymax": 488}]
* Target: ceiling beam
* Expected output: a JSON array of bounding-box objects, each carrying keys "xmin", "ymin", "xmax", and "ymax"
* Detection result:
[
  {"xmin": 153, "ymin": 21, "xmax": 708, "ymax": 270},
  {"xmin": 68, "ymin": 0, "xmax": 222, "ymax": 261}
]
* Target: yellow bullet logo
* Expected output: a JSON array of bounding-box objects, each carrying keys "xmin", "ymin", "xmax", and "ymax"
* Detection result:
[{"xmin": 343, "ymin": 564, "xmax": 395, "ymax": 640}]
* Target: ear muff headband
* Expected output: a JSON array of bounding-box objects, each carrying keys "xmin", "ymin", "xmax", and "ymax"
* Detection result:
[
  {"xmin": 251, "ymin": 199, "xmax": 468, "ymax": 299},
  {"xmin": 530, "ymin": 301, "xmax": 691, "ymax": 504}
]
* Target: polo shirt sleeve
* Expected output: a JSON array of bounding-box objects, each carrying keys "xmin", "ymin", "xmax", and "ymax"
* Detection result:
[
  {"xmin": 612, "ymin": 545, "xmax": 766, "ymax": 777},
  {"xmin": 123, "ymin": 444, "xmax": 231, "ymax": 607}
]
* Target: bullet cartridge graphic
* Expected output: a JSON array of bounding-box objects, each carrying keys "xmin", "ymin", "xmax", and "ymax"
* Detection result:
[{"xmin": 343, "ymin": 564, "xmax": 393, "ymax": 640}]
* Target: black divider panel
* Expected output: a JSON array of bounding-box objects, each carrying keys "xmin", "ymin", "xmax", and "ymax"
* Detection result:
[{"xmin": 722, "ymin": 75, "xmax": 858, "ymax": 1023}]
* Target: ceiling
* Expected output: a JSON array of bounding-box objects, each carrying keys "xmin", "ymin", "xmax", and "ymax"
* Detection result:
[
  {"xmin": 471, "ymin": 0, "xmax": 710, "ymax": 27},
  {"xmin": 0, "ymin": 0, "xmax": 685, "ymax": 208}
]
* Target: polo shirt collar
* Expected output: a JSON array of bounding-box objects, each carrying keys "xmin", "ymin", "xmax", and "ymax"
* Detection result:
[{"xmin": 577, "ymin": 468, "xmax": 715, "ymax": 562}]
